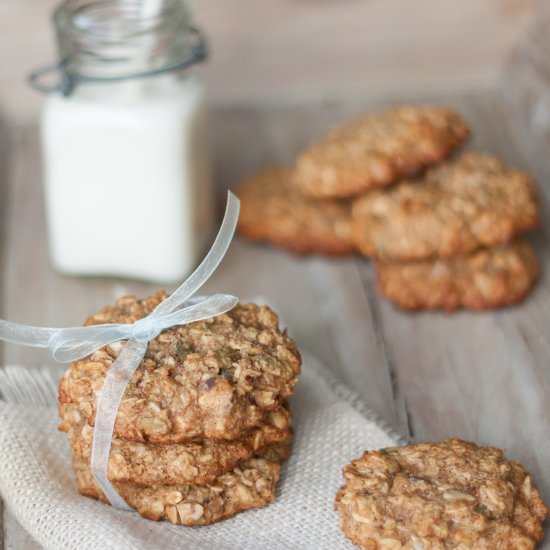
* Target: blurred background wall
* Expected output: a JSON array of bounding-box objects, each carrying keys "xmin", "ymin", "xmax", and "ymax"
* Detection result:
[{"xmin": 0, "ymin": 0, "xmax": 538, "ymax": 123}]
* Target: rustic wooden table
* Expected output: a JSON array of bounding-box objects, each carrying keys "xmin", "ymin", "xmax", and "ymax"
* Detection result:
[{"xmin": 1, "ymin": 90, "xmax": 549, "ymax": 548}]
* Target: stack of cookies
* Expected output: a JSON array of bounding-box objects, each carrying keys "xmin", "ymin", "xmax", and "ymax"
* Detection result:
[
  {"xmin": 236, "ymin": 105, "xmax": 540, "ymax": 311},
  {"xmin": 353, "ymin": 153, "xmax": 539, "ymax": 311},
  {"xmin": 58, "ymin": 292, "xmax": 301, "ymax": 525}
]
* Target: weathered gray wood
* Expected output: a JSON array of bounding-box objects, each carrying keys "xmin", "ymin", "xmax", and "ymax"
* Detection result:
[
  {"xmin": 360, "ymin": 92, "xmax": 550, "ymax": 507},
  {"xmin": 209, "ymin": 102, "xmax": 404, "ymax": 431},
  {"xmin": 3, "ymin": 92, "xmax": 550, "ymax": 547},
  {"xmin": 0, "ymin": 0, "xmax": 538, "ymax": 121},
  {"xmin": 0, "ymin": 107, "xmax": 403, "ymax": 548}
]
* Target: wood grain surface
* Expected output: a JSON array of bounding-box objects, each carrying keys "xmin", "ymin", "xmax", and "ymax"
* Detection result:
[
  {"xmin": 0, "ymin": 0, "xmax": 537, "ymax": 121},
  {"xmin": 1, "ymin": 89, "xmax": 550, "ymax": 547}
]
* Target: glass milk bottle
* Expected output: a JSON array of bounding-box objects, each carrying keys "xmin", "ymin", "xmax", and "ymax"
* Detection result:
[{"xmin": 30, "ymin": 0, "xmax": 214, "ymax": 283}]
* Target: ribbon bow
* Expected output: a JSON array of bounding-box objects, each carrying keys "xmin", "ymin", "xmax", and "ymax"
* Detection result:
[{"xmin": 0, "ymin": 192, "xmax": 240, "ymax": 510}]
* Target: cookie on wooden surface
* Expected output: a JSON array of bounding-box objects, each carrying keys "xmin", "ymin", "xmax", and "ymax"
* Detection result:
[
  {"xmin": 375, "ymin": 239, "xmax": 539, "ymax": 311},
  {"xmin": 353, "ymin": 152, "xmax": 539, "ymax": 261},
  {"xmin": 236, "ymin": 167, "xmax": 356, "ymax": 256},
  {"xmin": 58, "ymin": 292, "xmax": 301, "ymax": 444},
  {"xmin": 335, "ymin": 438, "xmax": 547, "ymax": 549},
  {"xmin": 293, "ymin": 105, "xmax": 469, "ymax": 199},
  {"xmin": 60, "ymin": 401, "xmax": 291, "ymax": 486},
  {"xmin": 73, "ymin": 442, "xmax": 290, "ymax": 525}
]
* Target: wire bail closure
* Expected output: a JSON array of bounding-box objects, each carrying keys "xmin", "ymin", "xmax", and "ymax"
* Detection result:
[{"xmin": 27, "ymin": 26, "xmax": 207, "ymax": 96}]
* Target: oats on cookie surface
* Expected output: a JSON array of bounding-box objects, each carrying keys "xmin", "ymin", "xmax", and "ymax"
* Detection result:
[
  {"xmin": 58, "ymin": 292, "xmax": 300, "ymax": 524},
  {"xmin": 59, "ymin": 292, "xmax": 301, "ymax": 444},
  {"xmin": 60, "ymin": 401, "xmax": 291, "ymax": 485},
  {"xmin": 353, "ymin": 152, "xmax": 539, "ymax": 261},
  {"xmin": 375, "ymin": 239, "xmax": 539, "ymax": 311},
  {"xmin": 293, "ymin": 105, "xmax": 469, "ymax": 199},
  {"xmin": 236, "ymin": 167, "xmax": 356, "ymax": 256},
  {"xmin": 73, "ymin": 445, "xmax": 288, "ymax": 525},
  {"xmin": 335, "ymin": 438, "xmax": 547, "ymax": 549}
]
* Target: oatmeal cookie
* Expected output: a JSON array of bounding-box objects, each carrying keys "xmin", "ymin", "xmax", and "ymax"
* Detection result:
[
  {"xmin": 335, "ymin": 438, "xmax": 547, "ymax": 549},
  {"xmin": 73, "ymin": 443, "xmax": 289, "ymax": 525},
  {"xmin": 236, "ymin": 167, "xmax": 356, "ymax": 256},
  {"xmin": 375, "ymin": 239, "xmax": 539, "ymax": 311},
  {"xmin": 58, "ymin": 293, "xmax": 301, "ymax": 444},
  {"xmin": 60, "ymin": 401, "xmax": 291, "ymax": 486},
  {"xmin": 293, "ymin": 106, "xmax": 469, "ymax": 199},
  {"xmin": 353, "ymin": 153, "xmax": 539, "ymax": 261}
]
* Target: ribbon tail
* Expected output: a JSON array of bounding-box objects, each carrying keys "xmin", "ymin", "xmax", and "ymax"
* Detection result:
[
  {"xmin": 153, "ymin": 191, "xmax": 240, "ymax": 315},
  {"xmin": 48, "ymin": 324, "xmax": 135, "ymax": 363},
  {"xmin": 90, "ymin": 338, "xmax": 147, "ymax": 511},
  {"xmin": 0, "ymin": 319, "xmax": 59, "ymax": 348}
]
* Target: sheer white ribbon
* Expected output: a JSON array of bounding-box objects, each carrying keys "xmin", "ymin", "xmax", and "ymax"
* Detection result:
[{"xmin": 0, "ymin": 192, "xmax": 241, "ymax": 510}]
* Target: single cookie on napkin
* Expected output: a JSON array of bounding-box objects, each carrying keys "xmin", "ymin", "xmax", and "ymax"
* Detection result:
[
  {"xmin": 293, "ymin": 105, "xmax": 469, "ymax": 199},
  {"xmin": 335, "ymin": 438, "xmax": 547, "ymax": 549}
]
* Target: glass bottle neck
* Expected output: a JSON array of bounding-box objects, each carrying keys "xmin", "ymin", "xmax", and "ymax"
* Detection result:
[{"xmin": 54, "ymin": 0, "xmax": 203, "ymax": 85}]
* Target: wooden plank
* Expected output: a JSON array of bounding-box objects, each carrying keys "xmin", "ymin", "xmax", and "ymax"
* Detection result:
[
  {"xmin": 0, "ymin": 103, "xmax": 401, "ymax": 417},
  {"xmin": 224, "ymin": 91, "xmax": 550, "ymax": 508},
  {"xmin": 0, "ymin": 0, "xmax": 538, "ymax": 122},
  {"xmin": 0, "ymin": 106, "xmax": 400, "ymax": 546},
  {"xmin": 3, "ymin": 91, "xmax": 550, "ymax": 545},
  {"xmin": 359, "ymin": 92, "xmax": 550, "ymax": 509},
  {"xmin": 211, "ymin": 101, "xmax": 403, "ymax": 429}
]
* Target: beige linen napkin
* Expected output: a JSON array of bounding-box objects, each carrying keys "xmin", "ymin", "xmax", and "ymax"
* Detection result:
[{"xmin": 0, "ymin": 354, "xmax": 400, "ymax": 550}]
